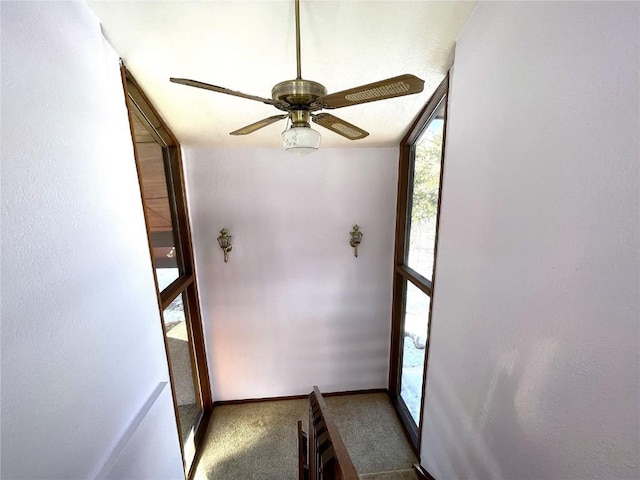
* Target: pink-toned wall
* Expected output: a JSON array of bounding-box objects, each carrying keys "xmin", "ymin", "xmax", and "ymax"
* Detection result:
[
  {"xmin": 421, "ymin": 2, "xmax": 639, "ymax": 478},
  {"xmin": 183, "ymin": 147, "xmax": 398, "ymax": 401}
]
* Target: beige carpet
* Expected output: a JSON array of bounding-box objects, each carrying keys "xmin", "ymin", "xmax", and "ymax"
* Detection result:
[
  {"xmin": 193, "ymin": 399, "xmax": 307, "ymax": 480},
  {"xmin": 193, "ymin": 393, "xmax": 417, "ymax": 480},
  {"xmin": 325, "ymin": 394, "xmax": 417, "ymax": 474}
]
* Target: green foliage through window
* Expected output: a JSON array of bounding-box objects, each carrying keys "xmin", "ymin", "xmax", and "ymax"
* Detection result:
[{"xmin": 410, "ymin": 131, "xmax": 442, "ymax": 225}]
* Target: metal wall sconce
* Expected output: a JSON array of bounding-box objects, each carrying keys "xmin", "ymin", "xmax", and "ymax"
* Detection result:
[
  {"xmin": 350, "ymin": 225, "xmax": 363, "ymax": 258},
  {"xmin": 217, "ymin": 228, "xmax": 232, "ymax": 263}
]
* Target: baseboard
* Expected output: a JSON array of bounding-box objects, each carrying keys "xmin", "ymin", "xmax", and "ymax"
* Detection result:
[
  {"xmin": 323, "ymin": 388, "xmax": 387, "ymax": 398},
  {"xmin": 213, "ymin": 394, "xmax": 308, "ymax": 406},
  {"xmin": 213, "ymin": 388, "xmax": 388, "ymax": 407},
  {"xmin": 413, "ymin": 463, "xmax": 436, "ymax": 480}
]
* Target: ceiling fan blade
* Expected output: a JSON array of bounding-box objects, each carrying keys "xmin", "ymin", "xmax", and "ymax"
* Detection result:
[
  {"xmin": 230, "ymin": 115, "xmax": 288, "ymax": 136},
  {"xmin": 312, "ymin": 113, "xmax": 369, "ymax": 140},
  {"xmin": 170, "ymin": 78, "xmax": 286, "ymax": 107},
  {"xmin": 317, "ymin": 74, "xmax": 424, "ymax": 109}
]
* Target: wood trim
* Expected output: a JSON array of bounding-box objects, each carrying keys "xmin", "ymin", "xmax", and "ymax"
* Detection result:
[
  {"xmin": 160, "ymin": 275, "xmax": 194, "ymax": 309},
  {"xmin": 130, "ymin": 105, "xmax": 166, "ymax": 147},
  {"xmin": 310, "ymin": 387, "xmax": 360, "ymax": 480},
  {"xmin": 120, "ymin": 62, "xmax": 188, "ymax": 473},
  {"xmin": 323, "ymin": 388, "xmax": 387, "ymax": 398},
  {"xmin": 401, "ymin": 77, "xmax": 449, "ymax": 146},
  {"xmin": 166, "ymin": 144, "xmax": 213, "ymax": 411},
  {"xmin": 395, "ymin": 144, "xmax": 412, "ymax": 266},
  {"xmin": 168, "ymin": 148, "xmax": 194, "ymax": 276},
  {"xmin": 186, "ymin": 282, "xmax": 213, "ymax": 410},
  {"xmin": 121, "ymin": 64, "xmax": 213, "ymax": 479},
  {"xmin": 182, "ymin": 292, "xmax": 205, "ymax": 420},
  {"xmin": 161, "ymin": 146, "xmax": 188, "ymax": 275},
  {"xmin": 416, "ymin": 75, "xmax": 450, "ymax": 451},
  {"xmin": 212, "ymin": 388, "xmax": 387, "ymax": 407},
  {"xmin": 413, "ymin": 463, "xmax": 437, "ymax": 480},
  {"xmin": 389, "ymin": 143, "xmax": 411, "ymax": 398},
  {"xmin": 123, "ymin": 67, "xmax": 212, "ymax": 392},
  {"xmin": 297, "ymin": 420, "xmax": 309, "ymax": 480},
  {"xmin": 396, "ymin": 265, "xmax": 433, "ymax": 296},
  {"xmin": 125, "ymin": 73, "xmax": 178, "ymax": 147},
  {"xmin": 214, "ymin": 394, "xmax": 309, "ymax": 407},
  {"xmin": 309, "ymin": 399, "xmax": 317, "ymax": 480},
  {"xmin": 388, "ymin": 74, "xmax": 450, "ymax": 454}
]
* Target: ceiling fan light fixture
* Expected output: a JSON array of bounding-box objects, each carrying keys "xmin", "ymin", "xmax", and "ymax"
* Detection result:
[
  {"xmin": 282, "ymin": 125, "xmax": 321, "ymax": 155},
  {"xmin": 170, "ymin": 0, "xmax": 425, "ymax": 147}
]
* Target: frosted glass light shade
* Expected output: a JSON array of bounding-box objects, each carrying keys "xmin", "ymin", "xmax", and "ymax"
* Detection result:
[{"xmin": 282, "ymin": 126, "xmax": 321, "ymax": 155}]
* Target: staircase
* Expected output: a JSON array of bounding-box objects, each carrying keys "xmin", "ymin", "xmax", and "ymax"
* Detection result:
[{"xmin": 299, "ymin": 387, "xmax": 420, "ymax": 480}]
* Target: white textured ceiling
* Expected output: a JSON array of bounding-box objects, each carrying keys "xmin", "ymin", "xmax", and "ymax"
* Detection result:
[{"xmin": 87, "ymin": 0, "xmax": 476, "ymax": 148}]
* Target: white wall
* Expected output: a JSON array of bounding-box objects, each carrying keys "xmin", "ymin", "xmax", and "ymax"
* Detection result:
[
  {"xmin": 1, "ymin": 2, "xmax": 183, "ymax": 479},
  {"xmin": 421, "ymin": 2, "xmax": 639, "ymax": 479},
  {"xmin": 97, "ymin": 383, "xmax": 181, "ymax": 480},
  {"xmin": 184, "ymin": 147, "xmax": 398, "ymax": 401}
]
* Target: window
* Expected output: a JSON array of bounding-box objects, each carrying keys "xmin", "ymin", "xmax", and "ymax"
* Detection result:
[
  {"xmin": 389, "ymin": 75, "xmax": 448, "ymax": 450},
  {"xmin": 122, "ymin": 66, "xmax": 212, "ymax": 478}
]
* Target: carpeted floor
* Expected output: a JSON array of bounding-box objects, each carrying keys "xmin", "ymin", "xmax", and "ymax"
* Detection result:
[
  {"xmin": 325, "ymin": 394, "xmax": 417, "ymax": 474},
  {"xmin": 193, "ymin": 393, "xmax": 417, "ymax": 480}
]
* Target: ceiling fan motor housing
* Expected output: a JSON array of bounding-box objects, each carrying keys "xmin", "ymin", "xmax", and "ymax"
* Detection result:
[
  {"xmin": 289, "ymin": 110, "xmax": 311, "ymax": 128},
  {"xmin": 272, "ymin": 79, "xmax": 327, "ymax": 109}
]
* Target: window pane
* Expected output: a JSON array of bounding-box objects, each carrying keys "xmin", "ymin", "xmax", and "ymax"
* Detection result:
[
  {"xmin": 400, "ymin": 281, "xmax": 431, "ymax": 425},
  {"xmin": 163, "ymin": 293, "xmax": 202, "ymax": 449},
  {"xmin": 130, "ymin": 110, "xmax": 182, "ymax": 289},
  {"xmin": 406, "ymin": 100, "xmax": 445, "ymax": 281}
]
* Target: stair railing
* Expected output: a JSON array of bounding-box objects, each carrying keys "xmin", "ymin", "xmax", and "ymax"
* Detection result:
[{"xmin": 303, "ymin": 386, "xmax": 359, "ymax": 480}]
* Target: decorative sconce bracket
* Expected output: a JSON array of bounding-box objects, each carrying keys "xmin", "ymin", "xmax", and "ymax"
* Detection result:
[
  {"xmin": 350, "ymin": 224, "xmax": 363, "ymax": 258},
  {"xmin": 217, "ymin": 228, "xmax": 233, "ymax": 263}
]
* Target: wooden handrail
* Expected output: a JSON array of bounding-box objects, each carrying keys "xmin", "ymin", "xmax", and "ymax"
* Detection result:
[
  {"xmin": 298, "ymin": 420, "xmax": 309, "ymax": 480},
  {"xmin": 308, "ymin": 386, "xmax": 359, "ymax": 480}
]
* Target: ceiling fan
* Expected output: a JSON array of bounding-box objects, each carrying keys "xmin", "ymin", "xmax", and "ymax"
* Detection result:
[{"xmin": 170, "ymin": 0, "xmax": 425, "ymax": 154}]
